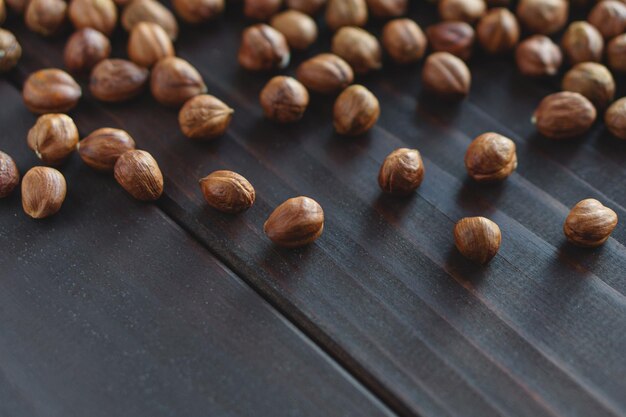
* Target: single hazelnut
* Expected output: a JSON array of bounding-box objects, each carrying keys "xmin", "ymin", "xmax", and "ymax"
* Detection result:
[
  {"xmin": 64, "ymin": 28, "xmax": 111, "ymax": 73},
  {"xmin": 260, "ymin": 76, "xmax": 309, "ymax": 123},
  {"xmin": 564, "ymin": 199, "xmax": 618, "ymax": 247},
  {"xmin": 331, "ymin": 27, "xmax": 382, "ymax": 74},
  {"xmin": 607, "ymin": 33, "xmax": 626, "ymax": 73},
  {"xmin": 439, "ymin": 0, "xmax": 486, "ymax": 24},
  {"xmin": 421, "ymin": 52, "xmax": 471, "ymax": 100},
  {"xmin": 325, "ymin": 0, "xmax": 367, "ymax": 31},
  {"xmin": 515, "ymin": 35, "xmax": 562, "ymax": 77},
  {"xmin": 285, "ymin": 0, "xmax": 325, "ymax": 15},
  {"xmin": 151, "ymin": 57, "xmax": 207, "ymax": 107},
  {"xmin": 27, "ymin": 114, "xmax": 79, "ymax": 165},
  {"xmin": 173, "ymin": 0, "xmax": 223, "ymax": 24},
  {"xmin": 604, "ymin": 97, "xmax": 626, "ymax": 140},
  {"xmin": 365, "ymin": 0, "xmax": 407, "ymax": 18},
  {"xmin": 465, "ymin": 132, "xmax": 517, "ymax": 182},
  {"xmin": 270, "ymin": 10, "xmax": 317, "ymax": 50},
  {"xmin": 561, "ymin": 21, "xmax": 603, "ymax": 65},
  {"xmin": 25, "ymin": 0, "xmax": 67, "ymax": 37},
  {"xmin": 68, "ymin": 0, "xmax": 117, "ymax": 36},
  {"xmin": 128, "ymin": 22, "xmax": 174, "ymax": 68},
  {"xmin": 588, "ymin": 0, "xmax": 626, "ymax": 40},
  {"xmin": 264, "ymin": 196, "xmax": 324, "ymax": 248},
  {"xmin": 6, "ymin": 0, "xmax": 28, "ymax": 14},
  {"xmin": 21, "ymin": 166, "xmax": 66, "ymax": 218},
  {"xmin": 296, "ymin": 53, "xmax": 353, "ymax": 95},
  {"xmin": 454, "ymin": 217, "xmax": 501, "ymax": 264},
  {"xmin": 121, "ymin": 0, "xmax": 178, "ymax": 41},
  {"xmin": 0, "ymin": 151, "xmax": 20, "ymax": 198},
  {"xmin": 199, "ymin": 170, "xmax": 255, "ymax": 213},
  {"xmin": 77, "ymin": 128, "xmax": 136, "ymax": 171},
  {"xmin": 238, "ymin": 24, "xmax": 290, "ymax": 71},
  {"xmin": 244, "ymin": 0, "xmax": 282, "ymax": 20},
  {"xmin": 178, "ymin": 94, "xmax": 234, "ymax": 140},
  {"xmin": 0, "ymin": 29, "xmax": 22, "ymax": 73},
  {"xmin": 426, "ymin": 21, "xmax": 475, "ymax": 61},
  {"xmin": 378, "ymin": 148, "xmax": 424, "ymax": 195},
  {"xmin": 114, "ymin": 149, "xmax": 163, "ymax": 201},
  {"xmin": 382, "ymin": 19, "xmax": 427, "ymax": 65},
  {"xmin": 90, "ymin": 58, "xmax": 149, "ymax": 102},
  {"xmin": 516, "ymin": 0, "xmax": 568, "ymax": 35},
  {"xmin": 23, "ymin": 69, "xmax": 82, "ymax": 114},
  {"xmin": 562, "ymin": 62, "xmax": 615, "ymax": 111},
  {"xmin": 477, "ymin": 8, "xmax": 519, "ymax": 54},
  {"xmin": 533, "ymin": 91, "xmax": 597, "ymax": 140},
  {"xmin": 333, "ymin": 85, "xmax": 380, "ymax": 136}
]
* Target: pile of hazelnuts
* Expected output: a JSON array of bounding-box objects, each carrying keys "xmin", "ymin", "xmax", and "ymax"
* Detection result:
[{"xmin": 0, "ymin": 0, "xmax": 622, "ymax": 262}]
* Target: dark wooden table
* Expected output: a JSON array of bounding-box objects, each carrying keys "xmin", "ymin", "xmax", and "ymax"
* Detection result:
[{"xmin": 1, "ymin": 2, "xmax": 625, "ymax": 417}]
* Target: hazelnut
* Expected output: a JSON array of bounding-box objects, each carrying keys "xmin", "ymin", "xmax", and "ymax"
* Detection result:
[
  {"xmin": 244, "ymin": 0, "xmax": 282, "ymax": 20},
  {"xmin": 0, "ymin": 29, "xmax": 22, "ymax": 73},
  {"xmin": 533, "ymin": 91, "xmax": 596, "ymax": 140},
  {"xmin": 454, "ymin": 217, "xmax": 501, "ymax": 264},
  {"xmin": 515, "ymin": 35, "xmax": 562, "ymax": 77},
  {"xmin": 382, "ymin": 19, "xmax": 427, "ymax": 65},
  {"xmin": 564, "ymin": 199, "xmax": 618, "ymax": 247},
  {"xmin": 270, "ymin": 10, "xmax": 318, "ymax": 50},
  {"xmin": 562, "ymin": 62, "xmax": 615, "ymax": 111},
  {"xmin": 465, "ymin": 132, "xmax": 517, "ymax": 182},
  {"xmin": 238, "ymin": 24, "xmax": 290, "ymax": 71},
  {"xmin": 0, "ymin": 151, "xmax": 20, "ymax": 198},
  {"xmin": 516, "ymin": 0, "xmax": 568, "ymax": 35},
  {"xmin": 561, "ymin": 21, "xmax": 603, "ymax": 65},
  {"xmin": 426, "ymin": 21, "xmax": 475, "ymax": 61},
  {"xmin": 23, "ymin": 69, "xmax": 82, "ymax": 114},
  {"xmin": 378, "ymin": 148, "xmax": 424, "ymax": 195},
  {"xmin": 121, "ymin": 0, "xmax": 178, "ymax": 41},
  {"xmin": 21, "ymin": 166, "xmax": 66, "ymax": 219},
  {"xmin": 90, "ymin": 58, "xmax": 149, "ymax": 102},
  {"xmin": 296, "ymin": 53, "xmax": 353, "ymax": 95},
  {"xmin": 331, "ymin": 27, "xmax": 382, "ymax": 74},
  {"xmin": 260, "ymin": 76, "xmax": 309, "ymax": 123},
  {"xmin": 365, "ymin": 0, "xmax": 407, "ymax": 18},
  {"xmin": 173, "ymin": 0, "xmax": 223, "ymax": 23},
  {"xmin": 25, "ymin": 0, "xmax": 67, "ymax": 37},
  {"xmin": 178, "ymin": 94, "xmax": 234, "ymax": 140},
  {"xmin": 439, "ymin": 0, "xmax": 486, "ymax": 24},
  {"xmin": 6, "ymin": 0, "xmax": 28, "ymax": 14},
  {"xmin": 604, "ymin": 97, "xmax": 626, "ymax": 140},
  {"xmin": 64, "ymin": 28, "xmax": 111, "ymax": 73},
  {"xmin": 68, "ymin": 0, "xmax": 117, "ymax": 36},
  {"xmin": 477, "ymin": 8, "xmax": 519, "ymax": 54},
  {"xmin": 588, "ymin": 0, "xmax": 626, "ymax": 40},
  {"xmin": 607, "ymin": 33, "xmax": 626, "ymax": 73},
  {"xmin": 114, "ymin": 149, "xmax": 163, "ymax": 201},
  {"xmin": 333, "ymin": 84, "xmax": 379, "ymax": 136},
  {"xmin": 27, "ymin": 114, "xmax": 79, "ymax": 165},
  {"xmin": 325, "ymin": 0, "xmax": 367, "ymax": 31},
  {"xmin": 128, "ymin": 22, "xmax": 174, "ymax": 68},
  {"xmin": 199, "ymin": 170, "xmax": 255, "ymax": 213},
  {"xmin": 286, "ymin": 0, "xmax": 325, "ymax": 15},
  {"xmin": 151, "ymin": 57, "xmax": 207, "ymax": 107},
  {"xmin": 264, "ymin": 196, "xmax": 324, "ymax": 248},
  {"xmin": 421, "ymin": 52, "xmax": 471, "ymax": 100},
  {"xmin": 77, "ymin": 128, "xmax": 136, "ymax": 172}
]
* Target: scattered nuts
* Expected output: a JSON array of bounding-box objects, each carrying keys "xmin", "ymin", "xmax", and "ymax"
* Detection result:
[
  {"xmin": 465, "ymin": 132, "xmax": 517, "ymax": 182},
  {"xmin": 25, "ymin": 0, "xmax": 68, "ymax": 37},
  {"xmin": 533, "ymin": 91, "xmax": 597, "ymax": 140},
  {"xmin": 151, "ymin": 57, "xmax": 207, "ymax": 107},
  {"xmin": 382, "ymin": 19, "xmax": 427, "ymax": 65},
  {"xmin": 68, "ymin": 0, "xmax": 117, "ymax": 36},
  {"xmin": 90, "ymin": 58, "xmax": 149, "ymax": 102},
  {"xmin": 333, "ymin": 85, "xmax": 380, "ymax": 136},
  {"xmin": 562, "ymin": 62, "xmax": 615, "ymax": 111},
  {"xmin": 178, "ymin": 94, "xmax": 234, "ymax": 140},
  {"xmin": 0, "ymin": 29, "xmax": 22, "ymax": 73},
  {"xmin": 244, "ymin": 0, "xmax": 281, "ymax": 20},
  {"xmin": 238, "ymin": 24, "xmax": 290, "ymax": 71},
  {"xmin": 426, "ymin": 21, "xmax": 475, "ymax": 61},
  {"xmin": 605, "ymin": 97, "xmax": 626, "ymax": 140},
  {"xmin": 378, "ymin": 148, "xmax": 424, "ymax": 195},
  {"xmin": 21, "ymin": 166, "xmax": 67, "ymax": 219},
  {"xmin": 27, "ymin": 114, "xmax": 79, "ymax": 165},
  {"xmin": 588, "ymin": 0, "xmax": 626, "ymax": 40},
  {"xmin": 114, "ymin": 149, "xmax": 163, "ymax": 201},
  {"xmin": 607, "ymin": 34, "xmax": 626, "ymax": 73},
  {"xmin": 286, "ymin": 0, "xmax": 325, "ymax": 15},
  {"xmin": 564, "ymin": 199, "xmax": 618, "ymax": 247},
  {"xmin": 422, "ymin": 52, "xmax": 471, "ymax": 100},
  {"xmin": 331, "ymin": 26, "xmax": 382, "ymax": 74},
  {"xmin": 296, "ymin": 53, "xmax": 354, "ymax": 94},
  {"xmin": 77, "ymin": 128, "xmax": 136, "ymax": 171},
  {"xmin": 270, "ymin": 10, "xmax": 318, "ymax": 50},
  {"xmin": 128, "ymin": 22, "xmax": 174, "ymax": 68},
  {"xmin": 260, "ymin": 76, "xmax": 310, "ymax": 123},
  {"xmin": 516, "ymin": 0, "xmax": 568, "ymax": 35},
  {"xmin": 561, "ymin": 21, "xmax": 603, "ymax": 65},
  {"xmin": 366, "ymin": 0, "xmax": 407, "ymax": 18},
  {"xmin": 0, "ymin": 151, "xmax": 19, "ymax": 198},
  {"xmin": 173, "ymin": 0, "xmax": 223, "ymax": 24},
  {"xmin": 454, "ymin": 216, "xmax": 501, "ymax": 264},
  {"xmin": 325, "ymin": 0, "xmax": 368, "ymax": 31},
  {"xmin": 199, "ymin": 170, "xmax": 255, "ymax": 213},
  {"xmin": 23, "ymin": 69, "xmax": 82, "ymax": 114},
  {"xmin": 64, "ymin": 28, "xmax": 111, "ymax": 73},
  {"xmin": 477, "ymin": 8, "xmax": 519, "ymax": 54},
  {"xmin": 264, "ymin": 196, "xmax": 324, "ymax": 248},
  {"xmin": 515, "ymin": 35, "xmax": 562, "ymax": 77},
  {"xmin": 122, "ymin": 0, "xmax": 178, "ymax": 41},
  {"xmin": 439, "ymin": 0, "xmax": 486, "ymax": 24}
]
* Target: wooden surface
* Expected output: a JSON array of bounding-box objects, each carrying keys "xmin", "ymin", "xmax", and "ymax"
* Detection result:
[{"xmin": 2, "ymin": 1, "xmax": 626, "ymax": 416}]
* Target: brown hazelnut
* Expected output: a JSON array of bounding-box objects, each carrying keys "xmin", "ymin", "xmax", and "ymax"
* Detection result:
[
  {"xmin": 238, "ymin": 24, "xmax": 290, "ymax": 71},
  {"xmin": 515, "ymin": 35, "xmax": 562, "ymax": 77},
  {"xmin": 23, "ymin": 69, "xmax": 82, "ymax": 114},
  {"xmin": 325, "ymin": 0, "xmax": 367, "ymax": 31},
  {"xmin": 90, "ymin": 58, "xmax": 149, "ymax": 102},
  {"xmin": 564, "ymin": 199, "xmax": 618, "ymax": 247},
  {"xmin": 260, "ymin": 76, "xmax": 309, "ymax": 123},
  {"xmin": 516, "ymin": 0, "xmax": 568, "ymax": 35},
  {"xmin": 331, "ymin": 27, "xmax": 382, "ymax": 74},
  {"xmin": 286, "ymin": 0, "xmax": 325, "ymax": 15},
  {"xmin": 477, "ymin": 8, "xmax": 519, "ymax": 54},
  {"xmin": 199, "ymin": 170, "xmax": 255, "ymax": 213},
  {"xmin": 604, "ymin": 97, "xmax": 626, "ymax": 140},
  {"xmin": 533, "ymin": 91, "xmax": 597, "ymax": 140},
  {"xmin": 382, "ymin": 19, "xmax": 427, "ymax": 65},
  {"xmin": 439, "ymin": 0, "xmax": 486, "ymax": 24},
  {"xmin": 21, "ymin": 166, "xmax": 66, "ymax": 218},
  {"xmin": 378, "ymin": 148, "xmax": 424, "ymax": 195},
  {"xmin": 121, "ymin": 0, "xmax": 178, "ymax": 41},
  {"xmin": 6, "ymin": 0, "xmax": 28, "ymax": 14},
  {"xmin": 151, "ymin": 57, "xmax": 207, "ymax": 107},
  {"xmin": 465, "ymin": 132, "xmax": 517, "ymax": 182},
  {"xmin": 426, "ymin": 21, "xmax": 475, "ymax": 61},
  {"xmin": 607, "ymin": 33, "xmax": 626, "ymax": 73},
  {"xmin": 296, "ymin": 53, "xmax": 353, "ymax": 94},
  {"xmin": 454, "ymin": 217, "xmax": 501, "ymax": 264},
  {"xmin": 77, "ymin": 128, "xmax": 136, "ymax": 171},
  {"xmin": 365, "ymin": 0, "xmax": 407, "ymax": 18},
  {"xmin": 244, "ymin": 0, "xmax": 282, "ymax": 20},
  {"xmin": 270, "ymin": 10, "xmax": 317, "ymax": 50},
  {"xmin": 27, "ymin": 114, "xmax": 79, "ymax": 165},
  {"xmin": 64, "ymin": 28, "xmax": 111, "ymax": 73},
  {"xmin": 25, "ymin": 0, "xmax": 67, "ymax": 36},
  {"xmin": 421, "ymin": 51, "xmax": 471, "ymax": 100},
  {"xmin": 173, "ymin": 0, "xmax": 223, "ymax": 24},
  {"xmin": 561, "ymin": 21, "xmax": 603, "ymax": 65},
  {"xmin": 178, "ymin": 94, "xmax": 234, "ymax": 140},
  {"xmin": 68, "ymin": 0, "xmax": 117, "ymax": 36},
  {"xmin": 128, "ymin": 22, "xmax": 174, "ymax": 68},
  {"xmin": 264, "ymin": 196, "xmax": 324, "ymax": 248},
  {"xmin": 0, "ymin": 29, "xmax": 22, "ymax": 73},
  {"xmin": 588, "ymin": 0, "xmax": 626, "ymax": 40},
  {"xmin": 114, "ymin": 149, "xmax": 163, "ymax": 201},
  {"xmin": 562, "ymin": 62, "xmax": 615, "ymax": 111},
  {"xmin": 0, "ymin": 151, "xmax": 20, "ymax": 198},
  {"xmin": 333, "ymin": 84, "xmax": 380, "ymax": 136}
]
